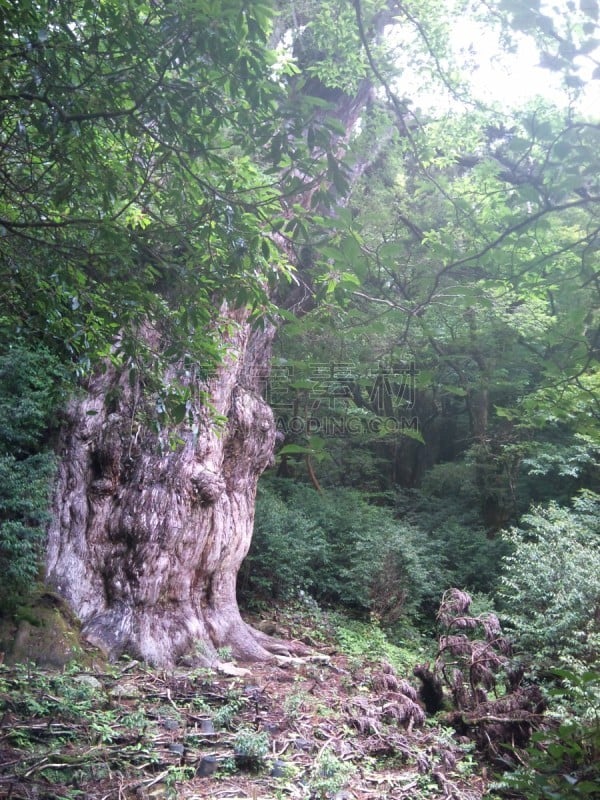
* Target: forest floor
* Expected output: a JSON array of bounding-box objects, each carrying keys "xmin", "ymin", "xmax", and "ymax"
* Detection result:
[{"xmin": 0, "ymin": 604, "xmax": 495, "ymax": 800}]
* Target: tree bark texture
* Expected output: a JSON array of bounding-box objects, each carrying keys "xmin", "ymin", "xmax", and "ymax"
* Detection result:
[
  {"xmin": 46, "ymin": 313, "xmax": 291, "ymax": 666},
  {"xmin": 45, "ymin": 17, "xmax": 385, "ymax": 664}
]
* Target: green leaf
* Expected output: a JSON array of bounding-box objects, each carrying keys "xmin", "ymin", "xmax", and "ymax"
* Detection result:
[
  {"xmin": 576, "ymin": 781, "xmax": 600, "ymax": 794},
  {"xmin": 553, "ymin": 140, "xmax": 573, "ymax": 158},
  {"xmin": 168, "ymin": 402, "xmax": 188, "ymax": 425},
  {"xmin": 278, "ymin": 444, "xmax": 312, "ymax": 455}
]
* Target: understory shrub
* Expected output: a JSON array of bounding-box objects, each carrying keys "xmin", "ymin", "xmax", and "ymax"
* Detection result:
[
  {"xmin": 0, "ymin": 454, "xmax": 56, "ymax": 611},
  {"xmin": 394, "ymin": 484, "xmax": 511, "ymax": 600},
  {"xmin": 240, "ymin": 479, "xmax": 447, "ymax": 623},
  {"xmin": 520, "ymin": 432, "xmax": 600, "ymax": 507},
  {"xmin": 331, "ymin": 613, "xmax": 425, "ymax": 673},
  {"xmin": 0, "ymin": 346, "xmax": 64, "ymax": 613},
  {"xmin": 0, "ymin": 345, "xmax": 65, "ymax": 454},
  {"xmin": 499, "ymin": 492, "xmax": 600, "ymax": 666},
  {"xmin": 494, "ymin": 667, "xmax": 600, "ymax": 799}
]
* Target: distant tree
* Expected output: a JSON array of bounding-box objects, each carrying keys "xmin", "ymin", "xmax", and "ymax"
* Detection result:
[
  {"xmin": 276, "ymin": 84, "xmax": 600, "ymax": 521},
  {"xmin": 0, "ymin": 346, "xmax": 64, "ymax": 611}
]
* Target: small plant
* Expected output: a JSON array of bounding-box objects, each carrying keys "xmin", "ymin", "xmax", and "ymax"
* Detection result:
[
  {"xmin": 308, "ymin": 747, "xmax": 355, "ymax": 799},
  {"xmin": 333, "ymin": 613, "xmax": 423, "ymax": 674},
  {"xmin": 233, "ymin": 727, "xmax": 270, "ymax": 771},
  {"xmin": 217, "ymin": 645, "xmax": 233, "ymax": 661},
  {"xmin": 455, "ymin": 751, "xmax": 478, "ymax": 778},
  {"xmin": 283, "ymin": 688, "xmax": 309, "ymax": 722},
  {"xmin": 213, "ymin": 689, "xmax": 245, "ymax": 729},
  {"xmin": 187, "ymin": 666, "xmax": 213, "ymax": 682},
  {"xmin": 270, "ymin": 758, "xmax": 297, "ymax": 780},
  {"xmin": 190, "ymin": 695, "xmax": 210, "ymax": 711},
  {"xmin": 216, "ymin": 756, "xmax": 237, "ymax": 776},
  {"xmin": 164, "ymin": 765, "xmax": 196, "ymax": 798},
  {"xmin": 121, "ymin": 709, "xmax": 149, "ymax": 731},
  {"xmin": 193, "ymin": 639, "xmax": 209, "ymax": 659}
]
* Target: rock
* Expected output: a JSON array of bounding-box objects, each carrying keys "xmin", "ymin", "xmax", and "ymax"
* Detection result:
[
  {"xmin": 217, "ymin": 661, "xmax": 251, "ymax": 677},
  {"xmin": 73, "ymin": 674, "xmax": 103, "ymax": 691},
  {"xmin": 263, "ymin": 722, "xmax": 279, "ymax": 735},
  {"xmin": 256, "ymin": 620, "xmax": 279, "ymax": 636},
  {"xmin": 270, "ymin": 759, "xmax": 287, "ymax": 777},
  {"xmin": 200, "ymin": 718, "xmax": 216, "ymax": 734},
  {"xmin": 275, "ymin": 655, "xmax": 305, "ymax": 668},
  {"xmin": 109, "ymin": 681, "xmax": 141, "ymax": 699},
  {"xmin": 309, "ymin": 654, "xmax": 331, "ymax": 664},
  {"xmin": 293, "ymin": 737, "xmax": 313, "ymax": 752},
  {"xmin": 0, "ymin": 592, "xmax": 97, "ymax": 668},
  {"xmin": 196, "ymin": 755, "xmax": 218, "ymax": 777}
]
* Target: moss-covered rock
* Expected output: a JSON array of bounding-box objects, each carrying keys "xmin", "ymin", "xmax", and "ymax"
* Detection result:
[{"xmin": 0, "ymin": 591, "xmax": 101, "ymax": 668}]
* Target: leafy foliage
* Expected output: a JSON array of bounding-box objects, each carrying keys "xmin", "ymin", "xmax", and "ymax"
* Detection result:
[
  {"xmin": 0, "ymin": 346, "xmax": 63, "ymax": 613},
  {"xmin": 273, "ymin": 15, "xmax": 600, "ymax": 520},
  {"xmin": 241, "ymin": 478, "xmax": 447, "ymax": 621},
  {"xmin": 394, "ymin": 475, "xmax": 512, "ymax": 598},
  {"xmin": 495, "ymin": 667, "xmax": 600, "ymax": 800},
  {"xmin": 0, "ymin": 0, "xmax": 353, "ymax": 371},
  {"xmin": 0, "ymin": 346, "xmax": 66, "ymax": 455},
  {"xmin": 332, "ymin": 614, "xmax": 425, "ymax": 674},
  {"xmin": 520, "ymin": 433, "xmax": 600, "ymax": 507},
  {"xmin": 0, "ymin": 455, "xmax": 55, "ymax": 612},
  {"xmin": 243, "ymin": 475, "xmax": 513, "ymax": 626},
  {"xmin": 499, "ymin": 493, "xmax": 600, "ymax": 665},
  {"xmin": 233, "ymin": 727, "xmax": 270, "ymax": 771},
  {"xmin": 308, "ymin": 746, "xmax": 355, "ymax": 799}
]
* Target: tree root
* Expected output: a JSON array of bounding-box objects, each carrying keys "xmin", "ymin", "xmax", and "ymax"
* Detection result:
[
  {"xmin": 247, "ymin": 623, "xmax": 312, "ymax": 658},
  {"xmin": 221, "ymin": 620, "xmax": 312, "ymax": 662}
]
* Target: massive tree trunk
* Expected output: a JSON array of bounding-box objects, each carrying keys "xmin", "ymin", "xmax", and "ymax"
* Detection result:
[
  {"xmin": 46, "ymin": 312, "xmax": 293, "ymax": 666},
  {"xmin": 45, "ymin": 2, "xmax": 389, "ymax": 665}
]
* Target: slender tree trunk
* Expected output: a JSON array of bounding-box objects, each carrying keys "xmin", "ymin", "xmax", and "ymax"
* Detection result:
[
  {"xmin": 467, "ymin": 386, "xmax": 489, "ymax": 443},
  {"xmin": 46, "ymin": 312, "xmax": 294, "ymax": 666}
]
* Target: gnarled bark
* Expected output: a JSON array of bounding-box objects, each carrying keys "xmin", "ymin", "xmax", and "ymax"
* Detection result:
[
  {"xmin": 46, "ymin": 314, "xmax": 295, "ymax": 666},
  {"xmin": 45, "ymin": 5, "xmax": 392, "ymax": 666}
]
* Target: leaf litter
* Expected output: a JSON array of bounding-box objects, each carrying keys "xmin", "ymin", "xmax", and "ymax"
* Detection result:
[{"xmin": 0, "ymin": 639, "xmax": 489, "ymax": 800}]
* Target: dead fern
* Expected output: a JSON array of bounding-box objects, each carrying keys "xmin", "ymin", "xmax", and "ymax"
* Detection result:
[{"xmin": 428, "ymin": 588, "xmax": 546, "ymax": 763}]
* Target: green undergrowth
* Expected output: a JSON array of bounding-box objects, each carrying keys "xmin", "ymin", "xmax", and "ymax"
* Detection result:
[
  {"xmin": 257, "ymin": 594, "xmax": 432, "ymax": 672},
  {"xmin": 331, "ymin": 610, "xmax": 431, "ymax": 673}
]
